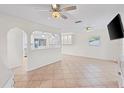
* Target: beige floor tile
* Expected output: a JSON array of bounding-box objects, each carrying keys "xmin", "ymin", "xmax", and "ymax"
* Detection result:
[
  {"xmin": 29, "ymin": 81, "xmax": 41, "ymax": 88},
  {"xmin": 13, "ymin": 55, "xmax": 118, "ymax": 88},
  {"xmin": 53, "ymin": 79, "xmax": 65, "ymax": 88},
  {"xmin": 40, "ymin": 80, "xmax": 53, "ymax": 88}
]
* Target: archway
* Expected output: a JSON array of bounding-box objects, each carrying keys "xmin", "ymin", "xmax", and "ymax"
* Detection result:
[{"xmin": 7, "ymin": 27, "xmax": 28, "ymax": 69}]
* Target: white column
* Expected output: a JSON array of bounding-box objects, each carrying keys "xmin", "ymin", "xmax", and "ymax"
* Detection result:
[{"xmin": 25, "ymin": 31, "xmax": 31, "ymax": 71}]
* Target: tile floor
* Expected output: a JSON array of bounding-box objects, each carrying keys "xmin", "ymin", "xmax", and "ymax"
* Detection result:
[{"xmin": 13, "ymin": 55, "xmax": 119, "ymax": 88}]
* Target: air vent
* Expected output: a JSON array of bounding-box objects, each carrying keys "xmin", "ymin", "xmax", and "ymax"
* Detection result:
[{"xmin": 75, "ymin": 20, "xmax": 82, "ymax": 23}]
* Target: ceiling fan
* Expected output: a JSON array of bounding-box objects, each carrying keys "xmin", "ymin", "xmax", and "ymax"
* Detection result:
[{"xmin": 38, "ymin": 4, "xmax": 77, "ymax": 19}]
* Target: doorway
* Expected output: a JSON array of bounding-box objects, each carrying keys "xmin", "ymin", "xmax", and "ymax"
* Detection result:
[{"xmin": 7, "ymin": 27, "xmax": 28, "ymax": 69}]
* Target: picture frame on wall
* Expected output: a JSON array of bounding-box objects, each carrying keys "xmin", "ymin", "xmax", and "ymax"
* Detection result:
[{"xmin": 89, "ymin": 36, "xmax": 100, "ymax": 47}]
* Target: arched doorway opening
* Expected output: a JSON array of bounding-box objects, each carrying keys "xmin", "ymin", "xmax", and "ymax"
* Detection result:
[{"xmin": 7, "ymin": 27, "xmax": 28, "ymax": 69}]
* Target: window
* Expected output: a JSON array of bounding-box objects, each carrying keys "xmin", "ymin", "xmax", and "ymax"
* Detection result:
[
  {"xmin": 49, "ymin": 33, "xmax": 61, "ymax": 48},
  {"xmin": 62, "ymin": 33, "xmax": 73, "ymax": 45},
  {"xmin": 31, "ymin": 31, "xmax": 61, "ymax": 49},
  {"xmin": 34, "ymin": 38, "xmax": 46, "ymax": 48}
]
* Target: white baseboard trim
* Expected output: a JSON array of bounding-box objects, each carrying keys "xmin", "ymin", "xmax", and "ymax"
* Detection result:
[
  {"xmin": 27, "ymin": 60, "xmax": 61, "ymax": 72},
  {"xmin": 63, "ymin": 53, "xmax": 116, "ymax": 63}
]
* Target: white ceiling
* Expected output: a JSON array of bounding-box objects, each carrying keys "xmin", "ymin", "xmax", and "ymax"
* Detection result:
[{"xmin": 0, "ymin": 4, "xmax": 124, "ymax": 30}]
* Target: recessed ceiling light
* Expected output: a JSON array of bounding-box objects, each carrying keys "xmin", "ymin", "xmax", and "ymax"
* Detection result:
[
  {"xmin": 86, "ymin": 27, "xmax": 93, "ymax": 32},
  {"xmin": 86, "ymin": 27, "xmax": 92, "ymax": 30}
]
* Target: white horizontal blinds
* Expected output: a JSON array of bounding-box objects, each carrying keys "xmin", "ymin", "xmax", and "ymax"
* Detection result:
[{"xmin": 62, "ymin": 34, "xmax": 73, "ymax": 45}]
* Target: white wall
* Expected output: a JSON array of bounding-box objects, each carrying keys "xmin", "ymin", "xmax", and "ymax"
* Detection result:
[
  {"xmin": 62, "ymin": 28, "xmax": 122, "ymax": 61},
  {"xmin": 28, "ymin": 48, "xmax": 62, "ymax": 71},
  {"xmin": 0, "ymin": 13, "xmax": 61, "ymax": 72},
  {"xmin": 23, "ymin": 31, "xmax": 27, "ymax": 57},
  {"xmin": 7, "ymin": 27, "xmax": 23, "ymax": 68},
  {"xmin": 0, "ymin": 56, "xmax": 12, "ymax": 87}
]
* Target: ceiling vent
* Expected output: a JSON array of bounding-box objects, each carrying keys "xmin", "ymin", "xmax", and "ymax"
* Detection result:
[{"xmin": 75, "ymin": 20, "xmax": 82, "ymax": 23}]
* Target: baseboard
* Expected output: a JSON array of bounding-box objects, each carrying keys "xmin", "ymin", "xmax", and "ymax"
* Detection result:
[
  {"xmin": 63, "ymin": 53, "xmax": 117, "ymax": 63},
  {"xmin": 10, "ymin": 64, "xmax": 22, "ymax": 70},
  {"xmin": 27, "ymin": 60, "xmax": 61, "ymax": 72}
]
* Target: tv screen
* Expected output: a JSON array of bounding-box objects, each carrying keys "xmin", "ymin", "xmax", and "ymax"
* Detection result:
[{"xmin": 107, "ymin": 14, "xmax": 124, "ymax": 40}]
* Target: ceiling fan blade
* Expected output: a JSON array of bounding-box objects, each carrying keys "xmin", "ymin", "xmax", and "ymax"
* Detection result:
[
  {"xmin": 61, "ymin": 6, "xmax": 76, "ymax": 11},
  {"xmin": 60, "ymin": 13, "xmax": 68, "ymax": 19},
  {"xmin": 61, "ymin": 12, "xmax": 80, "ymax": 22}
]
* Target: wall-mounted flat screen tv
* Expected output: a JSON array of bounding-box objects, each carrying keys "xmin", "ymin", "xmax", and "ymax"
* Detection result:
[{"xmin": 107, "ymin": 14, "xmax": 124, "ymax": 40}]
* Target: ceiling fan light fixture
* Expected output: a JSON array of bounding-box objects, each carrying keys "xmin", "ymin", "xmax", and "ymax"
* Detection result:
[
  {"xmin": 52, "ymin": 4, "xmax": 57, "ymax": 9},
  {"xmin": 52, "ymin": 12, "xmax": 60, "ymax": 19}
]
